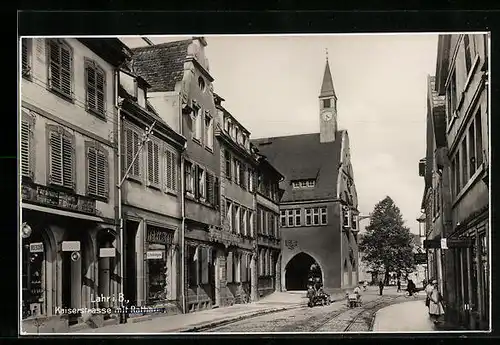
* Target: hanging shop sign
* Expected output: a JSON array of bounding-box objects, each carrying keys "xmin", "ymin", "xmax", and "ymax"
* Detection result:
[
  {"xmin": 99, "ymin": 248, "xmax": 116, "ymax": 258},
  {"xmin": 62, "ymin": 241, "xmax": 80, "ymax": 252},
  {"xmin": 146, "ymin": 251, "xmax": 163, "ymax": 260},
  {"xmin": 424, "ymin": 238, "xmax": 473, "ymax": 249},
  {"xmin": 414, "ymin": 253, "xmax": 427, "ymax": 264},
  {"xmin": 29, "ymin": 242, "xmax": 44, "ymax": 253}
]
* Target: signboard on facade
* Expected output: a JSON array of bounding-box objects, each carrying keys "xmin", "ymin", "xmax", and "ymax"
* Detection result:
[
  {"xmin": 29, "ymin": 242, "xmax": 44, "ymax": 253},
  {"xmin": 147, "ymin": 227, "xmax": 173, "ymax": 245},
  {"xmin": 414, "ymin": 253, "xmax": 427, "ymax": 264},
  {"xmin": 146, "ymin": 251, "xmax": 163, "ymax": 260},
  {"xmin": 424, "ymin": 238, "xmax": 472, "ymax": 249},
  {"xmin": 62, "ymin": 241, "xmax": 80, "ymax": 252},
  {"xmin": 99, "ymin": 248, "xmax": 116, "ymax": 258},
  {"xmin": 441, "ymin": 238, "xmax": 448, "ymax": 250}
]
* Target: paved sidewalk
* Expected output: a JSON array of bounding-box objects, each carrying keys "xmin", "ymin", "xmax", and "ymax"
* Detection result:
[
  {"xmin": 71, "ymin": 292, "xmax": 309, "ymax": 334},
  {"xmin": 372, "ymin": 299, "xmax": 437, "ymax": 332}
]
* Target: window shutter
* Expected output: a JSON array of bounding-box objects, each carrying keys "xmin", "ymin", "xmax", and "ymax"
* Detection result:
[
  {"xmin": 124, "ymin": 128, "xmax": 133, "ymax": 175},
  {"xmin": 62, "ymin": 135, "xmax": 73, "ymax": 188},
  {"xmin": 184, "ymin": 162, "xmax": 189, "ymax": 193},
  {"xmin": 252, "ymin": 170, "xmax": 258, "ymax": 192},
  {"xmin": 206, "ymin": 172, "xmax": 214, "ymax": 205},
  {"xmin": 241, "ymin": 253, "xmax": 246, "ymax": 282},
  {"xmin": 172, "ymin": 153, "xmax": 177, "ymax": 191},
  {"xmin": 49, "ymin": 131, "xmax": 63, "ymax": 185},
  {"xmin": 153, "ymin": 142, "xmax": 159, "ymax": 184},
  {"xmin": 87, "ymin": 147, "xmax": 97, "ymax": 195},
  {"xmin": 48, "ymin": 40, "xmax": 61, "ymax": 90},
  {"xmin": 147, "ymin": 141, "xmax": 153, "ymax": 183},
  {"xmin": 96, "ymin": 70, "xmax": 105, "ymax": 115},
  {"xmin": 240, "ymin": 164, "xmax": 246, "ymax": 188},
  {"xmin": 97, "ymin": 150, "xmax": 108, "ymax": 197},
  {"xmin": 60, "ymin": 44, "xmax": 72, "ymax": 96},
  {"xmin": 21, "ymin": 119, "xmax": 31, "ymax": 177},
  {"xmin": 133, "ymin": 131, "xmax": 141, "ymax": 176},
  {"xmin": 86, "ymin": 65, "xmax": 96, "ymax": 111},
  {"xmin": 22, "ymin": 39, "xmax": 29, "ymax": 73},
  {"xmin": 214, "ymin": 178, "xmax": 220, "ymax": 209}
]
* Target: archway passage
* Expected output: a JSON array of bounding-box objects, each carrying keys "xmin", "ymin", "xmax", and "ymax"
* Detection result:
[{"xmin": 285, "ymin": 252, "xmax": 322, "ymax": 291}]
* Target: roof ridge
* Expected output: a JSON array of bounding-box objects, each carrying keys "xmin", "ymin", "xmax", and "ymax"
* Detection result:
[
  {"xmin": 130, "ymin": 39, "xmax": 193, "ymax": 52},
  {"xmin": 252, "ymin": 130, "xmax": 345, "ymax": 141}
]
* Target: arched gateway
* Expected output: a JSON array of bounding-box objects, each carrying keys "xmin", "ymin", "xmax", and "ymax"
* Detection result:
[{"xmin": 284, "ymin": 252, "xmax": 323, "ymax": 291}]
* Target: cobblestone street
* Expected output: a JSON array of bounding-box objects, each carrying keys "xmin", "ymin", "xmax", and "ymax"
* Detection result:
[{"xmin": 204, "ymin": 287, "xmax": 421, "ymax": 332}]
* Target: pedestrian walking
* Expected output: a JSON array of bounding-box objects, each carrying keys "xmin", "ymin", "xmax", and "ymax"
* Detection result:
[
  {"xmin": 397, "ymin": 278, "xmax": 401, "ymax": 292},
  {"xmin": 378, "ymin": 280, "xmax": 384, "ymax": 295},
  {"xmin": 428, "ymin": 280, "xmax": 445, "ymax": 324},
  {"xmin": 363, "ymin": 280, "xmax": 368, "ymax": 291}
]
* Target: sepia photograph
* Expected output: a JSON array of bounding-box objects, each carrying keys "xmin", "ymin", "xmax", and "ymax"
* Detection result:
[{"xmin": 19, "ymin": 32, "xmax": 490, "ymax": 335}]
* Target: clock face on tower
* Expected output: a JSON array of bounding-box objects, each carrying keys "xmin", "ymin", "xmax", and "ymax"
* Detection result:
[{"xmin": 322, "ymin": 111, "xmax": 333, "ymax": 121}]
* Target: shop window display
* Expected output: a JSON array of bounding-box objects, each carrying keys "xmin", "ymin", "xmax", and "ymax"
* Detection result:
[{"xmin": 22, "ymin": 239, "xmax": 45, "ymax": 319}]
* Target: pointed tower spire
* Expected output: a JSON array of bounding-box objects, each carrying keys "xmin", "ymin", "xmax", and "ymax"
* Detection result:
[{"xmin": 320, "ymin": 51, "xmax": 337, "ymax": 99}]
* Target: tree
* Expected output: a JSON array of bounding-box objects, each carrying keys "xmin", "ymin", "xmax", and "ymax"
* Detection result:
[{"xmin": 359, "ymin": 196, "xmax": 415, "ymax": 285}]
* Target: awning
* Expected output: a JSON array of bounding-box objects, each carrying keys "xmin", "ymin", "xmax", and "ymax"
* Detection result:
[{"xmin": 22, "ymin": 203, "xmax": 105, "ymax": 223}]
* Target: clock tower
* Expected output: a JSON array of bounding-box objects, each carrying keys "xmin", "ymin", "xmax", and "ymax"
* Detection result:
[{"xmin": 319, "ymin": 53, "xmax": 338, "ymax": 143}]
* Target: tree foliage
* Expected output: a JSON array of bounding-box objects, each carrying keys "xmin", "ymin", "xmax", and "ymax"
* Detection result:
[{"xmin": 359, "ymin": 196, "xmax": 415, "ymax": 284}]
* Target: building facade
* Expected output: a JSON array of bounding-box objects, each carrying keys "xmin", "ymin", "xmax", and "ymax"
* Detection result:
[
  {"xmin": 118, "ymin": 68, "xmax": 186, "ymax": 315},
  {"xmin": 21, "ymin": 38, "xmax": 130, "ymax": 332},
  {"xmin": 252, "ymin": 58, "xmax": 360, "ymax": 294},
  {"xmin": 422, "ymin": 33, "xmax": 489, "ymax": 330}
]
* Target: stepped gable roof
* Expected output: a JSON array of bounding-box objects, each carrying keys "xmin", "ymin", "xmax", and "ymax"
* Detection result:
[
  {"xmin": 130, "ymin": 39, "xmax": 193, "ymax": 92},
  {"xmin": 251, "ymin": 131, "xmax": 344, "ymax": 202}
]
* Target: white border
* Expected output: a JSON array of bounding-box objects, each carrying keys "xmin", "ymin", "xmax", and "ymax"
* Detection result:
[{"xmin": 18, "ymin": 32, "xmax": 492, "ymax": 336}]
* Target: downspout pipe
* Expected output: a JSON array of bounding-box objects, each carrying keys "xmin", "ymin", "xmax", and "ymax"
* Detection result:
[{"xmin": 179, "ymin": 92, "xmax": 187, "ymax": 314}]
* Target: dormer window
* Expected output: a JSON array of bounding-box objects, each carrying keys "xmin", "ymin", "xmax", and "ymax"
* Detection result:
[
  {"xmin": 137, "ymin": 85, "xmax": 146, "ymax": 108},
  {"xmin": 292, "ymin": 179, "xmax": 316, "ymax": 189}
]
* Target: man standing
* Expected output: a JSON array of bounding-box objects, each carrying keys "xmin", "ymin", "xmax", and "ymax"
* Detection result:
[
  {"xmin": 378, "ymin": 280, "xmax": 384, "ymax": 296},
  {"xmin": 425, "ymin": 279, "xmax": 435, "ymax": 314},
  {"xmin": 397, "ymin": 278, "xmax": 401, "ymax": 292}
]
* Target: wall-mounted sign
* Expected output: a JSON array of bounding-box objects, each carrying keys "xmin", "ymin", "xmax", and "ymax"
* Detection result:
[
  {"xmin": 147, "ymin": 228, "xmax": 173, "ymax": 245},
  {"xmin": 414, "ymin": 253, "xmax": 427, "ymax": 264},
  {"xmin": 441, "ymin": 238, "xmax": 448, "ymax": 250},
  {"xmin": 62, "ymin": 241, "xmax": 80, "ymax": 252},
  {"xmin": 99, "ymin": 248, "xmax": 116, "ymax": 258},
  {"xmin": 146, "ymin": 251, "xmax": 163, "ymax": 260},
  {"xmin": 71, "ymin": 251, "xmax": 80, "ymax": 261},
  {"xmin": 30, "ymin": 242, "xmax": 44, "ymax": 253}
]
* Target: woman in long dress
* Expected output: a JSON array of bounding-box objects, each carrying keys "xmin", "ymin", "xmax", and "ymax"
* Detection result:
[{"xmin": 429, "ymin": 280, "xmax": 445, "ymax": 324}]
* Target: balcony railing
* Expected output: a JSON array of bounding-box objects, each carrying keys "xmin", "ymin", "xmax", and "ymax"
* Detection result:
[{"xmin": 21, "ymin": 181, "xmax": 98, "ymax": 216}]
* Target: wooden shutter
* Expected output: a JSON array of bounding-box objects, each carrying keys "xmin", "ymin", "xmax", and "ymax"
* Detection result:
[
  {"xmin": 97, "ymin": 150, "xmax": 108, "ymax": 197},
  {"xmin": 147, "ymin": 140, "xmax": 159, "ymax": 185},
  {"xmin": 62, "ymin": 135, "xmax": 73, "ymax": 188},
  {"xmin": 172, "ymin": 152, "xmax": 177, "ymax": 191},
  {"xmin": 220, "ymin": 196, "xmax": 226, "ymax": 223},
  {"xmin": 21, "ymin": 119, "xmax": 31, "ymax": 177},
  {"xmin": 96, "ymin": 69, "xmax": 105, "ymax": 115},
  {"xmin": 227, "ymin": 252, "xmax": 233, "ymax": 283},
  {"xmin": 60, "ymin": 44, "xmax": 72, "ymax": 96},
  {"xmin": 86, "ymin": 65, "xmax": 97, "ymax": 111},
  {"xmin": 240, "ymin": 164, "xmax": 246, "ymax": 189},
  {"xmin": 22, "ymin": 39, "xmax": 29, "ymax": 74},
  {"xmin": 48, "ymin": 40, "xmax": 61, "ymax": 90},
  {"xmin": 206, "ymin": 172, "xmax": 214, "ymax": 205},
  {"xmin": 49, "ymin": 131, "xmax": 63, "ymax": 185},
  {"xmin": 49, "ymin": 40, "xmax": 72, "ymax": 97},
  {"xmin": 87, "ymin": 147, "xmax": 97, "ymax": 195},
  {"xmin": 124, "ymin": 128, "xmax": 133, "ymax": 175},
  {"xmin": 165, "ymin": 150, "xmax": 172, "ymax": 191}
]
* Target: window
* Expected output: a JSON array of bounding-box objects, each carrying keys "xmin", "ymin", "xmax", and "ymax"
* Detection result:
[
  {"xmin": 226, "ymin": 252, "xmax": 234, "ymax": 283},
  {"xmin": 305, "ymin": 208, "xmax": 312, "ymax": 226},
  {"xmin": 198, "ymin": 76, "xmax": 205, "ymax": 91},
  {"xmin": 248, "ymin": 167, "xmax": 253, "ymax": 192},
  {"xmin": 464, "ymin": 35, "xmax": 473, "ymax": 74},
  {"xmin": 225, "ymin": 150, "xmax": 231, "ymax": 179},
  {"xmin": 461, "ymin": 139, "xmax": 468, "ymax": 187},
  {"xmin": 469, "ymin": 122, "xmax": 476, "ymax": 176},
  {"xmin": 48, "ymin": 126, "xmax": 74, "ymax": 189},
  {"xmin": 307, "ymin": 180, "xmax": 316, "ymax": 187},
  {"xmin": 22, "ymin": 38, "xmax": 31, "ymax": 77},
  {"xmin": 342, "ymin": 207, "xmax": 351, "ymax": 228},
  {"xmin": 147, "ymin": 140, "xmax": 160, "ymax": 186},
  {"xmin": 240, "ymin": 208, "xmax": 246, "ymax": 236},
  {"xmin": 292, "ymin": 181, "xmax": 300, "ymax": 189},
  {"xmin": 234, "ymin": 159, "xmax": 241, "ymax": 185},
  {"xmin": 185, "ymin": 161, "xmax": 194, "ymax": 194},
  {"xmin": 193, "ymin": 106, "xmax": 202, "ymax": 141},
  {"xmin": 21, "ymin": 113, "xmax": 33, "ymax": 178},
  {"xmin": 198, "ymin": 167, "xmax": 206, "ymax": 199},
  {"xmin": 205, "ymin": 171, "xmax": 215, "ymax": 205},
  {"xmin": 165, "ymin": 149, "xmax": 177, "ymax": 193},
  {"xmin": 280, "ymin": 210, "xmax": 286, "ymax": 227},
  {"xmin": 86, "ymin": 144, "xmax": 108, "ymax": 198},
  {"xmin": 248, "ymin": 211, "xmax": 254, "ymax": 238},
  {"xmin": 292, "ymin": 179, "xmax": 315, "ymax": 189},
  {"xmin": 475, "ymin": 110, "xmax": 484, "ymax": 167},
  {"xmin": 320, "ymin": 207, "xmax": 327, "ymax": 225},
  {"xmin": 446, "ymin": 68, "xmax": 458, "ymax": 123},
  {"xmin": 204, "ymin": 113, "xmax": 214, "ymax": 150},
  {"xmin": 313, "ymin": 208, "xmax": 320, "ymax": 225},
  {"xmin": 287, "ymin": 210, "xmax": 294, "ymax": 227},
  {"xmin": 85, "ymin": 60, "xmax": 106, "ymax": 117},
  {"xmin": 124, "ymin": 126, "xmax": 141, "ymax": 179},
  {"xmin": 294, "ymin": 209, "xmax": 301, "ymax": 226},
  {"xmin": 259, "ymin": 249, "xmax": 264, "ymax": 276},
  {"xmin": 240, "ymin": 163, "xmax": 246, "ymax": 189},
  {"xmin": 224, "ymin": 117, "xmax": 230, "ymax": 132},
  {"xmin": 232, "ymin": 125, "xmax": 237, "ymax": 140},
  {"xmin": 188, "ymin": 246, "xmax": 198, "ymax": 287},
  {"xmin": 226, "ymin": 200, "xmax": 233, "ymax": 232},
  {"xmin": 47, "ymin": 39, "xmax": 72, "ymax": 98},
  {"xmin": 323, "ymin": 99, "xmax": 331, "ymax": 108},
  {"xmin": 232, "ymin": 204, "xmax": 238, "ymax": 234},
  {"xmin": 263, "ymin": 210, "xmax": 268, "ymax": 235}
]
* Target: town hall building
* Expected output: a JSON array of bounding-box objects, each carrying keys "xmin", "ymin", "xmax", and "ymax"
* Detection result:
[{"xmin": 252, "ymin": 56, "xmax": 360, "ymax": 294}]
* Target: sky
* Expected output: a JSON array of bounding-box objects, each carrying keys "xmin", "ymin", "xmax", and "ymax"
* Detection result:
[{"xmin": 120, "ymin": 34, "xmax": 439, "ymax": 235}]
